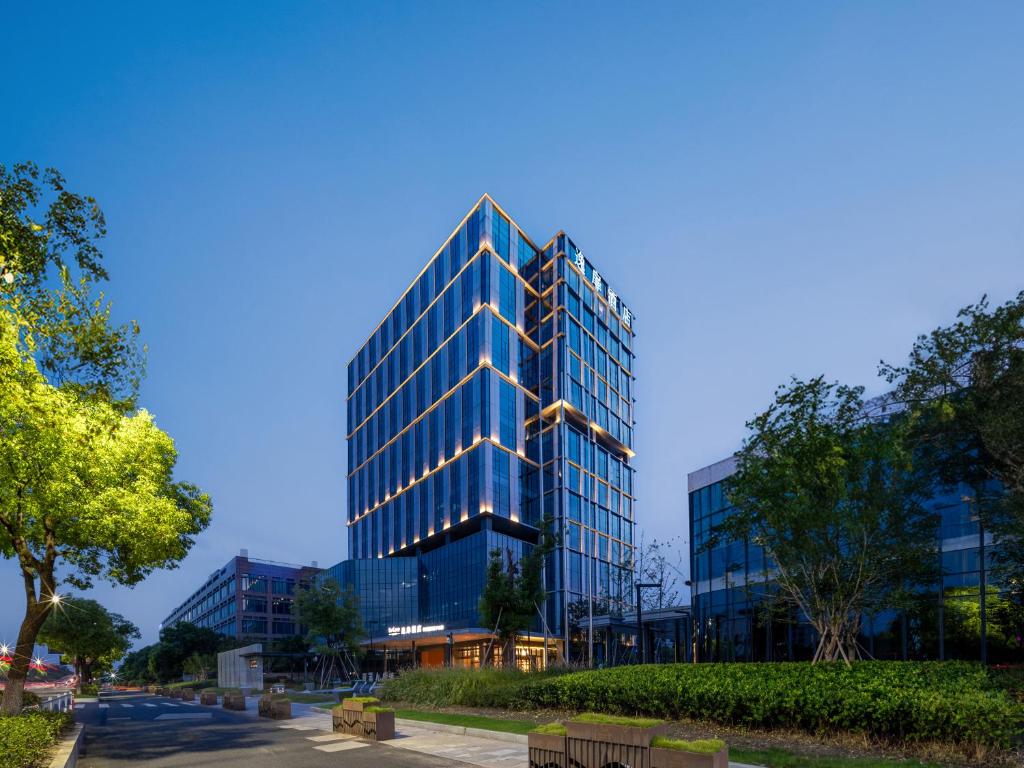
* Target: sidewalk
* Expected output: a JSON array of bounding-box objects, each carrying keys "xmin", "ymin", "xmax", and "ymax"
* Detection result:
[{"xmin": 249, "ymin": 697, "xmax": 760, "ymax": 768}]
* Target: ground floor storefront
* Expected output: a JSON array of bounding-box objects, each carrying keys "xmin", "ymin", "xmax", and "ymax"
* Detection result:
[{"xmin": 360, "ymin": 627, "xmax": 562, "ymax": 674}]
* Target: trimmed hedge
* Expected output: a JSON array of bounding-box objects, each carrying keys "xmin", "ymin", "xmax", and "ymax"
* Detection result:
[
  {"xmin": 380, "ymin": 662, "xmax": 1024, "ymax": 748},
  {"xmin": 0, "ymin": 711, "xmax": 73, "ymax": 768}
]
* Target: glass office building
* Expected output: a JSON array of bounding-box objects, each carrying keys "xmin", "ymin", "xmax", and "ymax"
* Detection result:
[
  {"xmin": 161, "ymin": 552, "xmax": 321, "ymax": 642},
  {"xmin": 688, "ymin": 457, "xmax": 1017, "ymax": 663},
  {"xmin": 332, "ymin": 195, "xmax": 638, "ymax": 669}
]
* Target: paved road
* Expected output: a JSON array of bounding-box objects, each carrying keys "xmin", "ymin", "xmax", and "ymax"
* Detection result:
[{"xmin": 75, "ymin": 691, "xmax": 457, "ymax": 767}]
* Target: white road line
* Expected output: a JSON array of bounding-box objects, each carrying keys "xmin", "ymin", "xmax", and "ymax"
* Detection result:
[
  {"xmin": 120, "ymin": 703, "xmax": 134, "ymax": 708},
  {"xmin": 154, "ymin": 713, "xmax": 213, "ymax": 721},
  {"xmin": 163, "ymin": 703, "xmax": 180, "ymax": 707},
  {"xmin": 314, "ymin": 742, "xmax": 368, "ymax": 753},
  {"xmin": 98, "ymin": 703, "xmax": 109, "ymax": 709},
  {"xmin": 142, "ymin": 703, "xmax": 157, "ymax": 708}
]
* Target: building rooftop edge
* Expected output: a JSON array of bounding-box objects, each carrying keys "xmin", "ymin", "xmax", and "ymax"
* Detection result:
[{"xmin": 687, "ymin": 455, "xmax": 738, "ymax": 493}]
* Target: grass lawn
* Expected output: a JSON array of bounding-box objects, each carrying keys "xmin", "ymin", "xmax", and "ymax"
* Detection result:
[
  {"xmin": 283, "ymin": 693, "xmax": 336, "ymax": 704},
  {"xmin": 730, "ymin": 747, "xmax": 941, "ymax": 768},
  {"xmin": 393, "ymin": 709, "xmax": 537, "ymax": 735}
]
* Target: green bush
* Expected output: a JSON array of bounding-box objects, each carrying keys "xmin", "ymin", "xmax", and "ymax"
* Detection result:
[
  {"xmin": 380, "ymin": 662, "xmax": 1024, "ymax": 748},
  {"xmin": 78, "ymin": 683, "xmax": 99, "ymax": 696},
  {"xmin": 0, "ymin": 712, "xmax": 73, "ymax": 768}
]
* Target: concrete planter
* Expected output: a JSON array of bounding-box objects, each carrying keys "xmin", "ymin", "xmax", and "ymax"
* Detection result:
[
  {"xmin": 361, "ymin": 709, "xmax": 395, "ymax": 741},
  {"xmin": 180, "ymin": 688, "xmax": 195, "ymax": 702},
  {"xmin": 45, "ymin": 723, "xmax": 84, "ymax": 768},
  {"xmin": 566, "ymin": 720, "xmax": 670, "ymax": 768},
  {"xmin": 332, "ymin": 704, "xmax": 359, "ymax": 735},
  {"xmin": 650, "ymin": 746, "xmax": 729, "ymax": 768},
  {"xmin": 200, "ymin": 692, "xmax": 217, "ymax": 705},
  {"xmin": 341, "ymin": 697, "xmax": 379, "ymax": 714},
  {"xmin": 222, "ymin": 690, "xmax": 246, "ymax": 711},
  {"xmin": 527, "ymin": 731, "xmax": 567, "ymax": 768},
  {"xmin": 258, "ymin": 694, "xmax": 291, "ymax": 720}
]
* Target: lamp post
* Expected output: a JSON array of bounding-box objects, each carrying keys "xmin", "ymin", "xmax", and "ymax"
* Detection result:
[{"xmin": 635, "ymin": 582, "xmax": 659, "ymax": 664}]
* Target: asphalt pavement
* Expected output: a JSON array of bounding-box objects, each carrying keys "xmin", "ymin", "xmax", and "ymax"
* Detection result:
[{"xmin": 75, "ymin": 690, "xmax": 458, "ymax": 767}]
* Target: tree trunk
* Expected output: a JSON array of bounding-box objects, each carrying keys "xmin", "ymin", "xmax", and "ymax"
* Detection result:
[
  {"xmin": 502, "ymin": 636, "xmax": 516, "ymax": 670},
  {"xmin": 1, "ymin": 601, "xmax": 51, "ymax": 714}
]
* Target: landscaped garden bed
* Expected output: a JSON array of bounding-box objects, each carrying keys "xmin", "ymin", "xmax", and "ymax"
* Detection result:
[
  {"xmin": 380, "ymin": 662, "xmax": 1024, "ymax": 749},
  {"xmin": 0, "ymin": 711, "xmax": 73, "ymax": 768},
  {"xmin": 380, "ymin": 662, "xmax": 1024, "ymax": 765}
]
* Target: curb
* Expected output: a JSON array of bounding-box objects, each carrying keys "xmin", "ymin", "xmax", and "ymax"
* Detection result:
[
  {"xmin": 47, "ymin": 723, "xmax": 85, "ymax": 768},
  {"xmin": 395, "ymin": 718, "xmax": 528, "ymax": 745}
]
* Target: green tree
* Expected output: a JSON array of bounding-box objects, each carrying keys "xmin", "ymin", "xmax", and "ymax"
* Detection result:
[
  {"xmin": 38, "ymin": 597, "xmax": 139, "ymax": 689},
  {"xmin": 881, "ymin": 292, "xmax": 1024, "ymax": 599},
  {"xmin": 182, "ymin": 652, "xmax": 216, "ymax": 682},
  {"xmin": 295, "ymin": 578, "xmax": 363, "ymax": 658},
  {"xmin": 118, "ymin": 643, "xmax": 158, "ymax": 685},
  {"xmin": 478, "ymin": 516, "xmax": 557, "ymax": 668},
  {"xmin": 147, "ymin": 622, "xmax": 230, "ymax": 683},
  {"xmin": 722, "ymin": 377, "xmax": 939, "ymax": 664},
  {"xmin": 0, "ymin": 162, "xmax": 142, "ymax": 407},
  {"xmin": 0, "ymin": 165, "xmax": 212, "ymax": 714}
]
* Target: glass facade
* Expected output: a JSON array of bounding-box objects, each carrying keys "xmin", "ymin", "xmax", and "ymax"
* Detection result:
[
  {"xmin": 337, "ymin": 196, "xmax": 638, "ymax": 654},
  {"xmin": 688, "ymin": 459, "xmax": 1018, "ymax": 663},
  {"xmin": 162, "ymin": 555, "xmax": 320, "ymax": 642}
]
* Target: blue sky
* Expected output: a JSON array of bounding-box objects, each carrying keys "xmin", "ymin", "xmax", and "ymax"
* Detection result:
[{"xmin": 2, "ymin": 2, "xmax": 1022, "ymax": 648}]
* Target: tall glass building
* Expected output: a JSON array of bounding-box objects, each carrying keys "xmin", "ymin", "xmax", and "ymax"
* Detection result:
[
  {"xmin": 333, "ymin": 195, "xmax": 637, "ymax": 669},
  {"xmin": 688, "ymin": 457, "xmax": 1014, "ymax": 663}
]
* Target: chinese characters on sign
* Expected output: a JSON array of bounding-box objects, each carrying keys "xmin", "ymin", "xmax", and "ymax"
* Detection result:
[
  {"xmin": 387, "ymin": 623, "xmax": 445, "ymax": 636},
  {"xmin": 573, "ymin": 246, "xmax": 631, "ymax": 328}
]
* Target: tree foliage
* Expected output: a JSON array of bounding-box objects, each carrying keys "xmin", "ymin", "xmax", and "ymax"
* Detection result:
[
  {"xmin": 38, "ymin": 597, "xmax": 139, "ymax": 687},
  {"xmin": 723, "ymin": 377, "xmax": 938, "ymax": 663},
  {"xmin": 881, "ymin": 291, "xmax": 1024, "ymax": 598},
  {"xmin": 147, "ymin": 622, "xmax": 235, "ymax": 683},
  {"xmin": 479, "ymin": 516, "xmax": 557, "ymax": 667},
  {"xmin": 295, "ymin": 578, "xmax": 363, "ymax": 658},
  {"xmin": 0, "ymin": 162, "xmax": 142, "ymax": 407},
  {"xmin": 0, "ymin": 164, "xmax": 212, "ymax": 713}
]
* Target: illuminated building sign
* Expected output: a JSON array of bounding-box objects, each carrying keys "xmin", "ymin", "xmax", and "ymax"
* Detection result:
[
  {"xmin": 387, "ymin": 623, "xmax": 445, "ymax": 636},
  {"xmin": 573, "ymin": 246, "xmax": 631, "ymax": 328}
]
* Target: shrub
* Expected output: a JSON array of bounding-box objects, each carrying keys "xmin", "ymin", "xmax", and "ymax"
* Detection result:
[
  {"xmin": 652, "ymin": 737, "xmax": 725, "ymax": 754},
  {"xmin": 78, "ymin": 683, "xmax": 99, "ymax": 696},
  {"xmin": 380, "ymin": 661, "xmax": 1024, "ymax": 748},
  {"xmin": 364, "ymin": 706, "xmax": 394, "ymax": 714},
  {"xmin": 0, "ymin": 712, "xmax": 73, "ymax": 768}
]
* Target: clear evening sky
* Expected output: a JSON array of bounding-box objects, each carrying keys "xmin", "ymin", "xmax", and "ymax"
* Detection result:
[{"xmin": 2, "ymin": 3, "xmax": 1022, "ymax": 648}]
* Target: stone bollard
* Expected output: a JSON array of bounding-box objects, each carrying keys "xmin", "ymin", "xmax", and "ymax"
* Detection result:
[
  {"xmin": 200, "ymin": 690, "xmax": 218, "ymax": 705},
  {"xmin": 181, "ymin": 688, "xmax": 195, "ymax": 702}
]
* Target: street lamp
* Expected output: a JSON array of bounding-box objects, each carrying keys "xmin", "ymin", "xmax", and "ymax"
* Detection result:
[{"xmin": 635, "ymin": 582, "xmax": 659, "ymax": 664}]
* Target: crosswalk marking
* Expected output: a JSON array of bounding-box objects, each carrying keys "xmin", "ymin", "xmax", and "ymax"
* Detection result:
[
  {"xmin": 121, "ymin": 703, "xmax": 134, "ymax": 708},
  {"xmin": 164, "ymin": 702, "xmax": 180, "ymax": 707},
  {"xmin": 143, "ymin": 703, "xmax": 157, "ymax": 708},
  {"xmin": 314, "ymin": 742, "xmax": 368, "ymax": 753},
  {"xmin": 99, "ymin": 703, "xmax": 109, "ymax": 709}
]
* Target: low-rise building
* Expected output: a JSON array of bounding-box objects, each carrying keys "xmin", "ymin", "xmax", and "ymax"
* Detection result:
[{"xmin": 161, "ymin": 550, "xmax": 321, "ymax": 642}]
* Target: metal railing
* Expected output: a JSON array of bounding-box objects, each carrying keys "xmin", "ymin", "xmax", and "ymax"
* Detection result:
[{"xmin": 37, "ymin": 691, "xmax": 74, "ymax": 712}]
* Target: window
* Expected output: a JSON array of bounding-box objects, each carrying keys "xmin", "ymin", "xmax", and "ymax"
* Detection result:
[
  {"xmin": 272, "ymin": 619, "xmax": 296, "ymax": 635},
  {"xmin": 241, "ymin": 574, "xmax": 267, "ymax": 593},
  {"xmin": 499, "ymin": 267, "xmax": 515, "ymax": 323},
  {"xmin": 493, "ymin": 212, "xmax": 510, "ymax": 261},
  {"xmin": 242, "ymin": 597, "xmax": 266, "ymax": 613}
]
